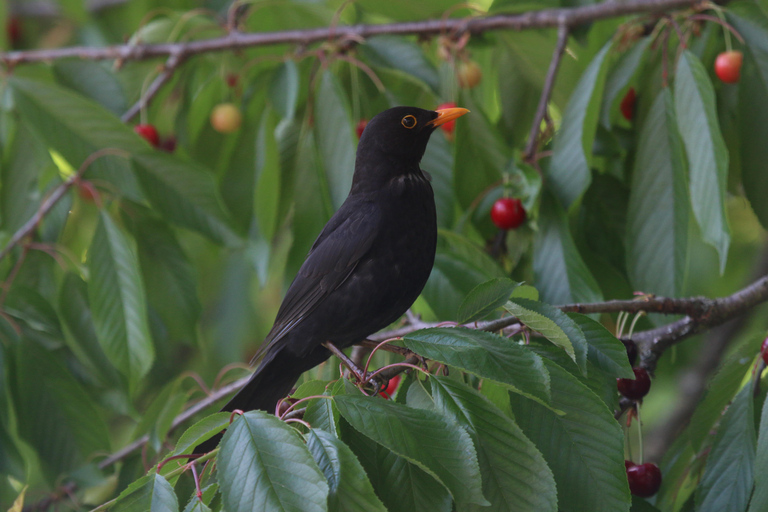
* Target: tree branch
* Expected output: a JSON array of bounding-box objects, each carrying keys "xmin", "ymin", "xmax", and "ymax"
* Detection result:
[{"xmin": 1, "ymin": 0, "xmax": 700, "ymax": 68}]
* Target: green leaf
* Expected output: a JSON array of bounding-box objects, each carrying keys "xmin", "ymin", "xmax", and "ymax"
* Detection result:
[
  {"xmin": 509, "ymin": 360, "xmax": 630, "ymax": 512},
  {"xmin": 422, "ymin": 129, "xmax": 456, "ymax": 228},
  {"xmin": 505, "ymin": 298, "xmax": 587, "ymax": 372},
  {"xmin": 53, "ymin": 60, "xmax": 126, "ymax": 116},
  {"xmin": 403, "ymin": 327, "xmax": 550, "ymax": 404},
  {"xmin": 533, "ymin": 190, "xmax": 603, "ymax": 304},
  {"xmin": 457, "ymin": 277, "xmax": 519, "ymax": 323},
  {"xmin": 88, "ymin": 212, "xmax": 153, "ymax": 393},
  {"xmin": 568, "ymin": 313, "xmax": 634, "ymax": 379},
  {"xmin": 454, "ymin": 93, "xmax": 508, "ymax": 211},
  {"xmin": 315, "ymin": 71, "xmax": 356, "ymax": 209},
  {"xmin": 253, "ymin": 108, "xmax": 282, "ymax": 240},
  {"xmin": 599, "ymin": 38, "xmax": 651, "ymax": 128},
  {"xmin": 626, "ymin": 88, "xmax": 688, "ymax": 297},
  {"xmin": 269, "ymin": 60, "xmax": 299, "ymax": 120},
  {"xmin": 340, "ymin": 418, "xmax": 452, "ymax": 512},
  {"xmin": 111, "ymin": 473, "xmax": 179, "ymax": 512},
  {"xmin": 727, "ymin": 4, "xmax": 768, "ymax": 88},
  {"xmin": 696, "ymin": 385, "xmax": 756, "ymax": 512},
  {"xmin": 430, "ymin": 376, "xmax": 557, "ymax": 512},
  {"xmin": 134, "ymin": 217, "xmax": 201, "ymax": 342},
  {"xmin": 0, "ymin": 124, "xmax": 46, "ymax": 234},
  {"xmin": 171, "ymin": 413, "xmax": 230, "ymax": 458},
  {"xmin": 218, "ymin": 411, "xmax": 328, "ymax": 512},
  {"xmin": 306, "ymin": 429, "xmax": 388, "ymax": 512},
  {"xmin": 364, "ymin": 36, "xmax": 440, "ymax": 91},
  {"xmin": 748, "ymin": 391, "xmax": 768, "ymax": 512},
  {"xmin": 12, "ymin": 339, "xmax": 111, "ymax": 484},
  {"xmin": 334, "ymin": 394, "xmax": 488, "ymax": 509},
  {"xmin": 674, "ymin": 50, "xmax": 730, "ymax": 273},
  {"xmin": 548, "ymin": 42, "xmax": 612, "ymax": 208}
]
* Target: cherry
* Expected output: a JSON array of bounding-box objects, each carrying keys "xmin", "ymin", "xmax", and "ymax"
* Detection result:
[
  {"xmin": 761, "ymin": 337, "xmax": 768, "ymax": 366},
  {"xmin": 379, "ymin": 375, "xmax": 401, "ymax": 400},
  {"xmin": 7, "ymin": 17, "xmax": 21, "ymax": 47},
  {"xmin": 457, "ymin": 60, "xmax": 482, "ymax": 89},
  {"xmin": 210, "ymin": 103, "xmax": 242, "ymax": 133},
  {"xmin": 625, "ymin": 461, "xmax": 662, "ymax": 497},
  {"xmin": 134, "ymin": 124, "xmax": 160, "ymax": 147},
  {"xmin": 355, "ymin": 119, "xmax": 368, "ymax": 139},
  {"xmin": 620, "ymin": 87, "xmax": 636, "ymax": 121},
  {"xmin": 714, "ymin": 51, "xmax": 743, "ymax": 84},
  {"xmin": 491, "ymin": 197, "xmax": 526, "ymax": 230},
  {"xmin": 617, "ymin": 367, "xmax": 651, "ymax": 400},
  {"xmin": 226, "ymin": 73, "xmax": 239, "ymax": 88},
  {"xmin": 435, "ymin": 102, "xmax": 458, "ymax": 136},
  {"xmin": 622, "ymin": 339, "xmax": 638, "ymax": 366},
  {"xmin": 159, "ymin": 135, "xmax": 177, "ymax": 153}
]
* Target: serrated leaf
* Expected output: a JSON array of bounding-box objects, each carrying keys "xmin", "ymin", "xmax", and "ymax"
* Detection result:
[
  {"xmin": 112, "ymin": 473, "xmax": 179, "ymax": 512},
  {"xmin": 340, "ymin": 418, "xmax": 452, "ymax": 512},
  {"xmin": 548, "ymin": 42, "xmax": 612, "ymax": 208},
  {"xmin": 626, "ymin": 88, "xmax": 688, "ymax": 297},
  {"xmin": 457, "ymin": 278, "xmax": 519, "ymax": 323},
  {"xmin": 509, "ymin": 360, "xmax": 630, "ymax": 512},
  {"xmin": 12, "ymin": 339, "xmax": 111, "ymax": 484},
  {"xmin": 505, "ymin": 298, "xmax": 587, "ymax": 372},
  {"xmin": 53, "ymin": 60, "xmax": 126, "ymax": 115},
  {"xmin": 334, "ymin": 394, "xmax": 488, "ymax": 509},
  {"xmin": 306, "ymin": 429, "xmax": 387, "ymax": 512},
  {"xmin": 674, "ymin": 50, "xmax": 730, "ymax": 273},
  {"xmin": 218, "ymin": 411, "xmax": 328, "ymax": 512},
  {"xmin": 88, "ymin": 212, "xmax": 153, "ymax": 393},
  {"xmin": 403, "ymin": 327, "xmax": 550, "ymax": 404},
  {"xmin": 171, "ymin": 413, "xmax": 230, "ymax": 458},
  {"xmin": 568, "ymin": 313, "xmax": 634, "ymax": 378},
  {"xmin": 314, "ymin": 72, "xmax": 356, "ymax": 209},
  {"xmin": 533, "ymin": 190, "xmax": 603, "ymax": 305},
  {"xmin": 748, "ymin": 392, "xmax": 768, "ymax": 512},
  {"xmin": 696, "ymin": 385, "xmax": 756, "ymax": 512},
  {"xmin": 431, "ymin": 376, "xmax": 557, "ymax": 512},
  {"xmin": 364, "ymin": 36, "xmax": 440, "ymax": 91}
]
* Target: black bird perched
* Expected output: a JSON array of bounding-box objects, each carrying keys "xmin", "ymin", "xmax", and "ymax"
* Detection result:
[{"xmin": 195, "ymin": 105, "xmax": 468, "ymax": 454}]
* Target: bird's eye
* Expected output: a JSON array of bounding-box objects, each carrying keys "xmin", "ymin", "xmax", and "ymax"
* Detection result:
[{"xmin": 401, "ymin": 115, "xmax": 417, "ymax": 129}]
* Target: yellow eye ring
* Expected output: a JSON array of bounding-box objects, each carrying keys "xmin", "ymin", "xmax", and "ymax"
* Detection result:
[{"xmin": 401, "ymin": 115, "xmax": 417, "ymax": 129}]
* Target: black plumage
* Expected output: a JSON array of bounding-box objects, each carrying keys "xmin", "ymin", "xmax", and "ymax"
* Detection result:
[{"xmin": 195, "ymin": 105, "xmax": 468, "ymax": 454}]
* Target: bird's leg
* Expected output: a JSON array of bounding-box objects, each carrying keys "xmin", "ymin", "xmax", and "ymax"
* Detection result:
[{"xmin": 323, "ymin": 341, "xmax": 383, "ymax": 392}]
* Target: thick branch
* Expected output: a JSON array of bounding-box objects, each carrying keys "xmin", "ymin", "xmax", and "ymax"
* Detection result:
[{"xmin": 1, "ymin": 0, "xmax": 698, "ymax": 67}]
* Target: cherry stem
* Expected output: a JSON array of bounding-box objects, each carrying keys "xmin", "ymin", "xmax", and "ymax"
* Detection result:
[
  {"xmin": 636, "ymin": 404, "xmax": 644, "ymax": 465},
  {"xmin": 278, "ymin": 394, "xmax": 333, "ymax": 420},
  {"xmin": 367, "ymin": 362, "xmax": 431, "ymax": 381},
  {"xmin": 704, "ymin": 4, "xmax": 733, "ymax": 51}
]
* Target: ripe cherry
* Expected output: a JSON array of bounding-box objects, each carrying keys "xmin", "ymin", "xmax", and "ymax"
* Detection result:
[
  {"xmin": 435, "ymin": 102, "xmax": 458, "ymax": 136},
  {"xmin": 491, "ymin": 197, "xmax": 526, "ymax": 230},
  {"xmin": 134, "ymin": 124, "xmax": 160, "ymax": 147},
  {"xmin": 210, "ymin": 103, "xmax": 242, "ymax": 133},
  {"xmin": 625, "ymin": 461, "xmax": 662, "ymax": 497},
  {"xmin": 379, "ymin": 375, "xmax": 401, "ymax": 400},
  {"xmin": 761, "ymin": 337, "xmax": 768, "ymax": 366},
  {"xmin": 620, "ymin": 87, "xmax": 636, "ymax": 121},
  {"xmin": 355, "ymin": 119, "xmax": 368, "ymax": 139},
  {"xmin": 617, "ymin": 367, "xmax": 651, "ymax": 400},
  {"xmin": 457, "ymin": 60, "xmax": 482, "ymax": 89},
  {"xmin": 714, "ymin": 51, "xmax": 743, "ymax": 84}
]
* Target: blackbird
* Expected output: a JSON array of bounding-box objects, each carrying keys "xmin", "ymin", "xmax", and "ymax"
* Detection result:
[{"xmin": 195, "ymin": 105, "xmax": 468, "ymax": 454}]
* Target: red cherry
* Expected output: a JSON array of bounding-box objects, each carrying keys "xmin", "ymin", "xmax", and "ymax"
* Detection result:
[
  {"xmin": 620, "ymin": 87, "xmax": 636, "ymax": 121},
  {"xmin": 355, "ymin": 119, "xmax": 368, "ymax": 139},
  {"xmin": 761, "ymin": 337, "xmax": 768, "ymax": 366},
  {"xmin": 7, "ymin": 17, "xmax": 21, "ymax": 46},
  {"xmin": 490, "ymin": 197, "xmax": 526, "ymax": 230},
  {"xmin": 226, "ymin": 73, "xmax": 239, "ymax": 88},
  {"xmin": 714, "ymin": 51, "xmax": 743, "ymax": 84},
  {"xmin": 379, "ymin": 375, "xmax": 401, "ymax": 400},
  {"xmin": 134, "ymin": 124, "xmax": 160, "ymax": 147},
  {"xmin": 626, "ymin": 462, "xmax": 662, "ymax": 497},
  {"xmin": 617, "ymin": 367, "xmax": 651, "ymax": 400},
  {"xmin": 624, "ymin": 460, "xmax": 636, "ymax": 471},
  {"xmin": 435, "ymin": 102, "xmax": 458, "ymax": 135},
  {"xmin": 159, "ymin": 135, "xmax": 177, "ymax": 153}
]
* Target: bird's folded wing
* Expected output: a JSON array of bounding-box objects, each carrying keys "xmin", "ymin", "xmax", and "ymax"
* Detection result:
[{"xmin": 251, "ymin": 202, "xmax": 380, "ymax": 362}]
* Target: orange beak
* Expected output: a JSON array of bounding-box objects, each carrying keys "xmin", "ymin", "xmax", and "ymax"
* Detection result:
[{"xmin": 428, "ymin": 107, "xmax": 470, "ymax": 128}]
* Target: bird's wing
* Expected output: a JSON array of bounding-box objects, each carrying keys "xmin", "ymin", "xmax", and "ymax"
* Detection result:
[{"xmin": 252, "ymin": 201, "xmax": 380, "ymax": 361}]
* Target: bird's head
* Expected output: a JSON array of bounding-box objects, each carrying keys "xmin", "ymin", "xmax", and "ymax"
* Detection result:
[{"xmin": 354, "ymin": 106, "xmax": 469, "ymax": 183}]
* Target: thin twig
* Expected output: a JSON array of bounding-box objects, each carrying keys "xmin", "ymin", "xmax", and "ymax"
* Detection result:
[
  {"xmin": 524, "ymin": 21, "xmax": 569, "ymax": 163},
  {"xmin": 121, "ymin": 50, "xmax": 186, "ymax": 122}
]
